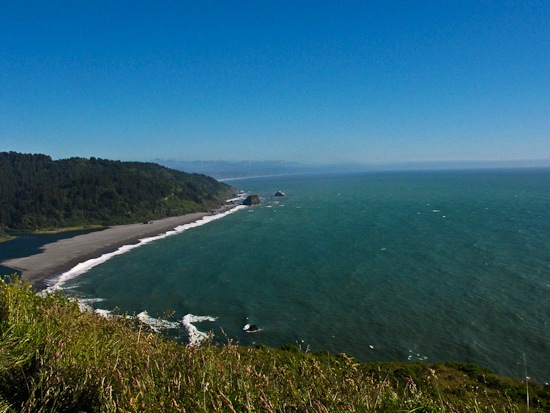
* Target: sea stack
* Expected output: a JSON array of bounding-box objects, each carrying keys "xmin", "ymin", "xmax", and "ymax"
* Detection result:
[
  {"xmin": 242, "ymin": 195, "xmax": 261, "ymax": 205},
  {"xmin": 274, "ymin": 191, "xmax": 286, "ymax": 197}
]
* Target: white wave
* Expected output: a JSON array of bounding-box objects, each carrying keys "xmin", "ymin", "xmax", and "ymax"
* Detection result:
[
  {"xmin": 68, "ymin": 297, "xmax": 106, "ymax": 313},
  {"xmin": 46, "ymin": 205, "xmax": 246, "ymax": 292},
  {"xmin": 137, "ymin": 310, "xmax": 179, "ymax": 332},
  {"xmin": 182, "ymin": 314, "xmax": 217, "ymax": 346},
  {"xmin": 94, "ymin": 308, "xmax": 113, "ymax": 318},
  {"xmin": 225, "ymin": 193, "xmax": 248, "ymax": 203},
  {"xmin": 77, "ymin": 301, "xmax": 93, "ymax": 312}
]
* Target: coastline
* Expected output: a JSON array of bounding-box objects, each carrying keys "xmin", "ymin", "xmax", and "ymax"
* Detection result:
[{"xmin": 2, "ymin": 207, "xmax": 238, "ymax": 290}]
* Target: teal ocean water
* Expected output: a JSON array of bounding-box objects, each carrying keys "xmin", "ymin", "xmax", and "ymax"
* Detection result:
[{"xmin": 46, "ymin": 170, "xmax": 550, "ymax": 382}]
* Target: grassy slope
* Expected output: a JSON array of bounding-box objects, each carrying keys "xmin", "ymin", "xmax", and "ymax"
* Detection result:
[{"xmin": 1, "ymin": 278, "xmax": 548, "ymax": 413}]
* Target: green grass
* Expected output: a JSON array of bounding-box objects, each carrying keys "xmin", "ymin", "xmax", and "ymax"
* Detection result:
[{"xmin": 1, "ymin": 276, "xmax": 548, "ymax": 412}]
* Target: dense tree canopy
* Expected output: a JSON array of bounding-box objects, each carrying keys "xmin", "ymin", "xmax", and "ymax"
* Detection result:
[{"xmin": 0, "ymin": 152, "xmax": 232, "ymax": 232}]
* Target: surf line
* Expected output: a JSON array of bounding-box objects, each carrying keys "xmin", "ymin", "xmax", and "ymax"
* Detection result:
[{"xmin": 45, "ymin": 205, "xmax": 247, "ymax": 293}]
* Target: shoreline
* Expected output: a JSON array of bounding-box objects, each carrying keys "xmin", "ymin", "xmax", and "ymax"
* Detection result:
[{"xmin": 2, "ymin": 206, "xmax": 239, "ymax": 290}]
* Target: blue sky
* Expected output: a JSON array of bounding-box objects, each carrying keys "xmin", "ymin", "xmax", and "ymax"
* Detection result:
[{"xmin": 1, "ymin": 1, "xmax": 549, "ymax": 166}]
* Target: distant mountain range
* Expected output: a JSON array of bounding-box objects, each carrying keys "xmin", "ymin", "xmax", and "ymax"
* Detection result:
[
  {"xmin": 156, "ymin": 160, "xmax": 370, "ymax": 180},
  {"xmin": 156, "ymin": 160, "xmax": 315, "ymax": 180},
  {"xmin": 158, "ymin": 159, "xmax": 550, "ymax": 180}
]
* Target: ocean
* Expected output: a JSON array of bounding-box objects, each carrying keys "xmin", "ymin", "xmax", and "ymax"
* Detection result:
[{"xmin": 8, "ymin": 169, "xmax": 550, "ymax": 383}]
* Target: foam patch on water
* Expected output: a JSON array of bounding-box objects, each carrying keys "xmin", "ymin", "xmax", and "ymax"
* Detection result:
[
  {"xmin": 407, "ymin": 349, "xmax": 428, "ymax": 361},
  {"xmin": 94, "ymin": 308, "xmax": 113, "ymax": 318},
  {"xmin": 45, "ymin": 206, "xmax": 246, "ymax": 292},
  {"xmin": 182, "ymin": 314, "xmax": 217, "ymax": 346},
  {"xmin": 70, "ymin": 297, "xmax": 106, "ymax": 312},
  {"xmin": 137, "ymin": 310, "xmax": 179, "ymax": 332}
]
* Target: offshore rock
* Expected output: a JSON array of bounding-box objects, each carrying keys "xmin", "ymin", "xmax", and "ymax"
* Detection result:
[
  {"xmin": 243, "ymin": 195, "xmax": 261, "ymax": 205},
  {"xmin": 274, "ymin": 191, "xmax": 286, "ymax": 197},
  {"xmin": 243, "ymin": 324, "xmax": 259, "ymax": 332}
]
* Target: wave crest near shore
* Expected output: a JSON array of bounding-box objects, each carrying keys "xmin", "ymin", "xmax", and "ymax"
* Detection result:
[
  {"xmin": 45, "ymin": 206, "xmax": 246, "ymax": 292},
  {"xmin": 182, "ymin": 314, "xmax": 217, "ymax": 346}
]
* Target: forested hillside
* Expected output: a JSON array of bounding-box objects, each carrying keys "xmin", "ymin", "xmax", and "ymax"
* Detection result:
[{"xmin": 0, "ymin": 152, "xmax": 232, "ymax": 232}]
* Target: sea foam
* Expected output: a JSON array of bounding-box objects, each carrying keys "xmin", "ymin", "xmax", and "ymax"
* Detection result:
[
  {"xmin": 137, "ymin": 310, "xmax": 179, "ymax": 332},
  {"xmin": 182, "ymin": 314, "xmax": 217, "ymax": 346}
]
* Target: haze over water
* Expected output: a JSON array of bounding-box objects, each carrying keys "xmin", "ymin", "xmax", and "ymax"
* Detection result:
[{"xmin": 60, "ymin": 169, "xmax": 550, "ymax": 383}]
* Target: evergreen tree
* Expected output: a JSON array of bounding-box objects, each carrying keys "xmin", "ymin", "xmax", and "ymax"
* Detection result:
[{"xmin": 0, "ymin": 152, "xmax": 232, "ymax": 231}]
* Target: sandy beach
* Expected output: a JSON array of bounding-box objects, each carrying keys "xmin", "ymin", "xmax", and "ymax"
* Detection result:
[{"xmin": 2, "ymin": 210, "xmax": 231, "ymax": 289}]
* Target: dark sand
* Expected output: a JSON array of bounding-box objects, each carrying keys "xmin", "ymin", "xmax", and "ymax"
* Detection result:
[{"xmin": 2, "ymin": 211, "xmax": 228, "ymax": 289}]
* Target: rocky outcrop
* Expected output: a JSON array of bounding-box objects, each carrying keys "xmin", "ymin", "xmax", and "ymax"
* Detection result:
[
  {"xmin": 274, "ymin": 191, "xmax": 286, "ymax": 197},
  {"xmin": 243, "ymin": 324, "xmax": 259, "ymax": 332},
  {"xmin": 242, "ymin": 195, "xmax": 261, "ymax": 205}
]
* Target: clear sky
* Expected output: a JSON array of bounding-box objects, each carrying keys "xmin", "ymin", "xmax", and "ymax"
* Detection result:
[{"xmin": 1, "ymin": 1, "xmax": 549, "ymax": 165}]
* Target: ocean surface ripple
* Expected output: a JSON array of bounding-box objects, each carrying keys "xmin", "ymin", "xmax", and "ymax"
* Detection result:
[{"xmin": 56, "ymin": 170, "xmax": 550, "ymax": 383}]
